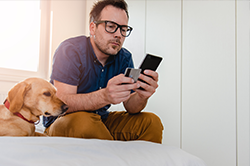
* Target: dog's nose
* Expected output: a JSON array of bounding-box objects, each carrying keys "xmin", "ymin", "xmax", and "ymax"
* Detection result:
[{"xmin": 61, "ymin": 104, "xmax": 68, "ymax": 113}]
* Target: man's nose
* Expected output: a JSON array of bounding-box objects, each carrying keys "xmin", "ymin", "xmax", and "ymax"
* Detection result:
[{"xmin": 113, "ymin": 28, "xmax": 122, "ymax": 38}]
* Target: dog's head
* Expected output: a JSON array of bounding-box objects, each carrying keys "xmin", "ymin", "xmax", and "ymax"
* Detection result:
[{"xmin": 7, "ymin": 77, "xmax": 68, "ymax": 122}]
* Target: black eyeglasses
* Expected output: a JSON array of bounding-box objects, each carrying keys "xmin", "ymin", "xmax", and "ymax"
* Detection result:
[{"xmin": 94, "ymin": 20, "xmax": 133, "ymax": 37}]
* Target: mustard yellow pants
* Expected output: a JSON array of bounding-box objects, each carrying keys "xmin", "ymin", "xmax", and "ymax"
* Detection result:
[{"xmin": 45, "ymin": 111, "xmax": 163, "ymax": 144}]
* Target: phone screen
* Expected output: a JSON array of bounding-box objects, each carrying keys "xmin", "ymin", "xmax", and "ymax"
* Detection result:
[{"xmin": 139, "ymin": 54, "xmax": 163, "ymax": 73}]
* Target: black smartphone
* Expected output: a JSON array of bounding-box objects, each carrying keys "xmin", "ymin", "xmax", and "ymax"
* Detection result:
[{"xmin": 138, "ymin": 53, "xmax": 163, "ymax": 90}]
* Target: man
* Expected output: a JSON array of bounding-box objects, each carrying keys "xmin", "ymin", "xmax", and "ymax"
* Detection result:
[{"xmin": 43, "ymin": 0, "xmax": 163, "ymax": 143}]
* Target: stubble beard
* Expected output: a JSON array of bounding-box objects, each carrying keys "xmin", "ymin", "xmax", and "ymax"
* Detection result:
[{"xmin": 94, "ymin": 35, "xmax": 122, "ymax": 56}]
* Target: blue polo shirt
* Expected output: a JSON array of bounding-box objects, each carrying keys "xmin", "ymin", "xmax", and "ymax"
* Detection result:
[{"xmin": 43, "ymin": 36, "xmax": 134, "ymax": 128}]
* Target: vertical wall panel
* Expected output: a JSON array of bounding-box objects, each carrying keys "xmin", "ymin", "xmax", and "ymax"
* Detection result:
[
  {"xmin": 85, "ymin": 0, "xmax": 96, "ymax": 36},
  {"xmin": 145, "ymin": 0, "xmax": 182, "ymax": 146},
  {"xmin": 124, "ymin": 0, "xmax": 146, "ymax": 67},
  {"xmin": 50, "ymin": 0, "xmax": 86, "ymax": 58},
  {"xmin": 182, "ymin": 1, "xmax": 236, "ymax": 166},
  {"xmin": 237, "ymin": 1, "xmax": 250, "ymax": 166}
]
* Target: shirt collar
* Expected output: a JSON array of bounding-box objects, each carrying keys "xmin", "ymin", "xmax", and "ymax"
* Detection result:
[{"xmin": 87, "ymin": 37, "xmax": 117, "ymax": 66}]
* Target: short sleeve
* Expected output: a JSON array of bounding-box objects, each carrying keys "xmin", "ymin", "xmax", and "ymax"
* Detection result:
[{"xmin": 50, "ymin": 41, "xmax": 83, "ymax": 86}]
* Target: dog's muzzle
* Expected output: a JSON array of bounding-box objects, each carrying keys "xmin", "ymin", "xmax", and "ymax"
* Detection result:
[{"xmin": 61, "ymin": 104, "xmax": 69, "ymax": 113}]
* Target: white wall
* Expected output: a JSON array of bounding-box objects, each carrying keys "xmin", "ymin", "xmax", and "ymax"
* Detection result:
[
  {"xmin": 143, "ymin": 0, "xmax": 182, "ymax": 148},
  {"xmin": 236, "ymin": 1, "xmax": 250, "ymax": 166},
  {"xmin": 125, "ymin": 0, "xmax": 249, "ymax": 166},
  {"xmin": 182, "ymin": 1, "xmax": 236, "ymax": 165}
]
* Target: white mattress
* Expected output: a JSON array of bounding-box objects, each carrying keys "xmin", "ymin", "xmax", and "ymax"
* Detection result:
[{"xmin": 0, "ymin": 137, "xmax": 206, "ymax": 166}]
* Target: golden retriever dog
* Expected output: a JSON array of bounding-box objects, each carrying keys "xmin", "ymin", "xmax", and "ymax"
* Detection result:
[{"xmin": 0, "ymin": 77, "xmax": 68, "ymax": 136}]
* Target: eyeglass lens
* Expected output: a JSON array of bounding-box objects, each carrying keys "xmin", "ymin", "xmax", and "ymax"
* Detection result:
[{"xmin": 105, "ymin": 21, "xmax": 132, "ymax": 37}]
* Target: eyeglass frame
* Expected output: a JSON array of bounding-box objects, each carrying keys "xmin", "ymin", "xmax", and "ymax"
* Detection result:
[{"xmin": 93, "ymin": 20, "xmax": 133, "ymax": 37}]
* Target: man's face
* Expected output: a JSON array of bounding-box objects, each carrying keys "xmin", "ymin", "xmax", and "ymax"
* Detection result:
[{"xmin": 92, "ymin": 5, "xmax": 128, "ymax": 56}]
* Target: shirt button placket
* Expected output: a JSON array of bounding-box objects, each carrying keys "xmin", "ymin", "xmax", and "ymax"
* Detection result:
[{"xmin": 99, "ymin": 68, "xmax": 105, "ymax": 90}]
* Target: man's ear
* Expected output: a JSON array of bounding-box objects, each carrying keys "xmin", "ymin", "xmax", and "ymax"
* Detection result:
[
  {"xmin": 7, "ymin": 82, "xmax": 31, "ymax": 113},
  {"xmin": 89, "ymin": 22, "xmax": 96, "ymax": 36}
]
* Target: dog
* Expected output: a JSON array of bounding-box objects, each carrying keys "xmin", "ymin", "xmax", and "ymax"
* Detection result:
[{"xmin": 0, "ymin": 77, "xmax": 68, "ymax": 136}]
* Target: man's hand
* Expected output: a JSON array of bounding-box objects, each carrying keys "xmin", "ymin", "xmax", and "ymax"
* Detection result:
[
  {"xmin": 122, "ymin": 70, "xmax": 159, "ymax": 114},
  {"xmin": 135, "ymin": 70, "xmax": 159, "ymax": 99},
  {"xmin": 104, "ymin": 74, "xmax": 140, "ymax": 104}
]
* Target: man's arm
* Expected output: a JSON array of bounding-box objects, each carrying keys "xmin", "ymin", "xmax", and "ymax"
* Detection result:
[
  {"xmin": 123, "ymin": 70, "xmax": 159, "ymax": 114},
  {"xmin": 54, "ymin": 80, "xmax": 107, "ymax": 113},
  {"xmin": 54, "ymin": 74, "xmax": 140, "ymax": 114}
]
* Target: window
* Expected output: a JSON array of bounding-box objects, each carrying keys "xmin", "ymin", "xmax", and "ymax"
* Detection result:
[{"xmin": 0, "ymin": 1, "xmax": 50, "ymax": 81}]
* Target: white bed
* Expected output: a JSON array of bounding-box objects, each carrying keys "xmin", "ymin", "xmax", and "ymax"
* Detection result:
[{"xmin": 0, "ymin": 136, "xmax": 206, "ymax": 166}]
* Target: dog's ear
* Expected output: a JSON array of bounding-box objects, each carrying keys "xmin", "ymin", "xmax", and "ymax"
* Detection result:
[{"xmin": 7, "ymin": 81, "xmax": 31, "ymax": 113}]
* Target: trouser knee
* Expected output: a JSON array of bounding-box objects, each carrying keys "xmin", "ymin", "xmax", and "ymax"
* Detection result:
[
  {"xmin": 136, "ymin": 112, "xmax": 164, "ymax": 143},
  {"xmin": 45, "ymin": 112, "xmax": 113, "ymax": 140},
  {"xmin": 105, "ymin": 111, "xmax": 164, "ymax": 143},
  {"xmin": 139, "ymin": 112, "xmax": 164, "ymax": 131}
]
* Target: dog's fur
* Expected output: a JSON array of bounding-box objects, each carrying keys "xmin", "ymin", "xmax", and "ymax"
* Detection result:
[{"xmin": 0, "ymin": 77, "xmax": 68, "ymax": 136}]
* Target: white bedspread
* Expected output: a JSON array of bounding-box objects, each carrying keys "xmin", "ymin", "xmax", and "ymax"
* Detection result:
[{"xmin": 0, "ymin": 137, "xmax": 206, "ymax": 166}]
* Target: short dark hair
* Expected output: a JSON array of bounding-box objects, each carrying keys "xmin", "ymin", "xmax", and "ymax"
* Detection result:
[{"xmin": 89, "ymin": 0, "xmax": 129, "ymax": 23}]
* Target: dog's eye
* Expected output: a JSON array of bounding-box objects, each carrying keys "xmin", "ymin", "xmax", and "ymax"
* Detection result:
[
  {"xmin": 45, "ymin": 112, "xmax": 51, "ymax": 116},
  {"xmin": 43, "ymin": 92, "xmax": 51, "ymax": 97}
]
